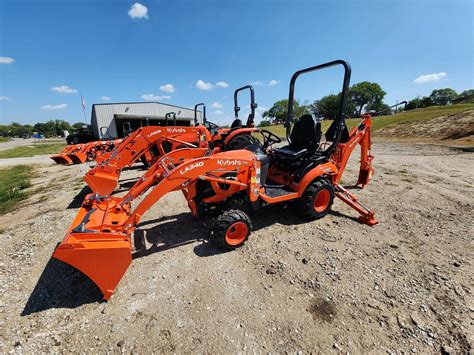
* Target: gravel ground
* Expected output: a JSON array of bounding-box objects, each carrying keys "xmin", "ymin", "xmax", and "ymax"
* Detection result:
[{"xmin": 0, "ymin": 142, "xmax": 472, "ymax": 353}]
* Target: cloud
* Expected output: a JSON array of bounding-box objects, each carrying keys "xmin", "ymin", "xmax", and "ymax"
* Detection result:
[
  {"xmin": 212, "ymin": 110, "xmax": 224, "ymax": 115},
  {"xmin": 141, "ymin": 93, "xmax": 171, "ymax": 100},
  {"xmin": 195, "ymin": 80, "xmax": 230, "ymax": 91},
  {"xmin": 215, "ymin": 81, "xmax": 229, "ymax": 88},
  {"xmin": 196, "ymin": 80, "xmax": 213, "ymax": 91},
  {"xmin": 256, "ymin": 106, "xmax": 266, "ymax": 111},
  {"xmin": 160, "ymin": 84, "xmax": 175, "ymax": 93},
  {"xmin": 268, "ymin": 80, "xmax": 280, "ymax": 86},
  {"xmin": 100, "ymin": 96, "xmax": 111, "ymax": 101},
  {"xmin": 0, "ymin": 57, "xmax": 15, "ymax": 64},
  {"xmin": 252, "ymin": 80, "xmax": 264, "ymax": 86},
  {"xmin": 413, "ymin": 72, "xmax": 447, "ymax": 84},
  {"xmin": 211, "ymin": 102, "xmax": 223, "ymax": 109},
  {"xmin": 41, "ymin": 104, "xmax": 67, "ymax": 111},
  {"xmin": 128, "ymin": 2, "xmax": 149, "ymax": 19},
  {"xmin": 51, "ymin": 85, "xmax": 77, "ymax": 94},
  {"xmin": 0, "ymin": 96, "xmax": 12, "ymax": 101}
]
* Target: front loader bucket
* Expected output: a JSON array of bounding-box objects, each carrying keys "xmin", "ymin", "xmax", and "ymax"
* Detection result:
[
  {"xmin": 52, "ymin": 196, "xmax": 133, "ymax": 299},
  {"xmin": 53, "ymin": 239, "xmax": 132, "ymax": 300},
  {"xmin": 67, "ymin": 152, "xmax": 88, "ymax": 164},
  {"xmin": 50, "ymin": 154, "xmax": 73, "ymax": 165},
  {"xmin": 84, "ymin": 170, "xmax": 119, "ymax": 196}
]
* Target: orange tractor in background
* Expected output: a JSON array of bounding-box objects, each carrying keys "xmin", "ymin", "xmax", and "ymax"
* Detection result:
[
  {"xmin": 50, "ymin": 139, "xmax": 122, "ymax": 165},
  {"xmin": 53, "ymin": 59, "xmax": 377, "ymax": 300},
  {"xmin": 84, "ymin": 85, "xmax": 261, "ymax": 195}
]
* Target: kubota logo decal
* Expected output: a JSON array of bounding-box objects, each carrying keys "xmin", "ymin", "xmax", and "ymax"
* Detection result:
[
  {"xmin": 217, "ymin": 159, "xmax": 242, "ymax": 166},
  {"xmin": 147, "ymin": 130, "xmax": 162, "ymax": 138},
  {"xmin": 167, "ymin": 128, "xmax": 186, "ymax": 133},
  {"xmin": 180, "ymin": 161, "xmax": 204, "ymax": 174}
]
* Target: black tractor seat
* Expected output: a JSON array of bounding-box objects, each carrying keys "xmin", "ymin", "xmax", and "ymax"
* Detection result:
[
  {"xmin": 274, "ymin": 146, "xmax": 307, "ymax": 159},
  {"xmin": 272, "ymin": 114, "xmax": 325, "ymax": 173}
]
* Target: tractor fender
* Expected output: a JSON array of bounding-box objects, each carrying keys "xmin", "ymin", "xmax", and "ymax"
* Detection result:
[
  {"xmin": 223, "ymin": 128, "xmax": 258, "ymax": 145},
  {"xmin": 296, "ymin": 162, "xmax": 338, "ymax": 195}
]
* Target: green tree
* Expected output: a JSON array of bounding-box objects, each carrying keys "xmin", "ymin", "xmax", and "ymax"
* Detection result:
[
  {"xmin": 350, "ymin": 81, "xmax": 386, "ymax": 116},
  {"xmin": 263, "ymin": 99, "xmax": 309, "ymax": 124},
  {"xmin": 73, "ymin": 122, "xmax": 87, "ymax": 129},
  {"xmin": 258, "ymin": 120, "xmax": 271, "ymax": 127},
  {"xmin": 406, "ymin": 97, "xmax": 422, "ymax": 110},
  {"xmin": 429, "ymin": 88, "xmax": 458, "ymax": 105},
  {"xmin": 375, "ymin": 103, "xmax": 393, "ymax": 116},
  {"xmin": 310, "ymin": 93, "xmax": 356, "ymax": 120},
  {"xmin": 458, "ymin": 89, "xmax": 474, "ymax": 99}
]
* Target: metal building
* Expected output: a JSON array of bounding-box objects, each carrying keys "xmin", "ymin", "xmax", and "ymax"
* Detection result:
[{"xmin": 90, "ymin": 102, "xmax": 201, "ymax": 138}]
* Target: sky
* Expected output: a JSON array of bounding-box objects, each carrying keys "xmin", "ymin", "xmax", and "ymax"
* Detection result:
[{"xmin": 0, "ymin": 0, "xmax": 473, "ymax": 126}]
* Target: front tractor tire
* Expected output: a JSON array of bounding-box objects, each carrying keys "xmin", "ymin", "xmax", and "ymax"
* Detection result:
[
  {"xmin": 297, "ymin": 178, "xmax": 334, "ymax": 220},
  {"xmin": 210, "ymin": 210, "xmax": 252, "ymax": 250}
]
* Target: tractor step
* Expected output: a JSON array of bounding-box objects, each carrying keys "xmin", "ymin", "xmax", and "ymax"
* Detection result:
[
  {"xmin": 264, "ymin": 185, "xmax": 294, "ymax": 198},
  {"xmin": 261, "ymin": 185, "xmax": 299, "ymax": 203}
]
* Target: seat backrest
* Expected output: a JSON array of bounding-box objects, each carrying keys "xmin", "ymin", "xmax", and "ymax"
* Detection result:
[
  {"xmin": 290, "ymin": 114, "xmax": 318, "ymax": 150},
  {"xmin": 230, "ymin": 119, "xmax": 242, "ymax": 129},
  {"xmin": 325, "ymin": 119, "xmax": 349, "ymax": 143}
]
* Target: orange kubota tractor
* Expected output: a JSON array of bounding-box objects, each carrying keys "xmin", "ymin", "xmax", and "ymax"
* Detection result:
[
  {"xmin": 53, "ymin": 60, "xmax": 377, "ymax": 300},
  {"xmin": 50, "ymin": 139, "xmax": 122, "ymax": 165},
  {"xmin": 84, "ymin": 86, "xmax": 261, "ymax": 195},
  {"xmin": 84, "ymin": 111, "xmax": 211, "ymax": 195}
]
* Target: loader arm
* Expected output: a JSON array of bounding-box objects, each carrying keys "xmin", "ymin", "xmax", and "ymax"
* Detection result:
[
  {"xmin": 53, "ymin": 149, "xmax": 256, "ymax": 300},
  {"xmin": 84, "ymin": 126, "xmax": 211, "ymax": 195}
]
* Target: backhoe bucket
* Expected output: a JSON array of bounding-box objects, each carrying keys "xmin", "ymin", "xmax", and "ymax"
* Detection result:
[
  {"xmin": 67, "ymin": 152, "xmax": 88, "ymax": 164},
  {"xmin": 50, "ymin": 154, "xmax": 73, "ymax": 165},
  {"xmin": 52, "ymin": 196, "xmax": 133, "ymax": 300},
  {"xmin": 84, "ymin": 170, "xmax": 119, "ymax": 196},
  {"xmin": 356, "ymin": 155, "xmax": 374, "ymax": 188}
]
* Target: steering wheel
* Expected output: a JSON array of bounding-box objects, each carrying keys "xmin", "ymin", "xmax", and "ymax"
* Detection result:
[
  {"xmin": 204, "ymin": 120, "xmax": 220, "ymax": 135},
  {"xmin": 260, "ymin": 129, "xmax": 281, "ymax": 149}
]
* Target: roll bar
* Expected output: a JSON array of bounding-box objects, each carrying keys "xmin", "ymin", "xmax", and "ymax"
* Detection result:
[
  {"xmin": 234, "ymin": 85, "xmax": 257, "ymax": 127},
  {"xmin": 375, "ymin": 101, "xmax": 407, "ymax": 116},
  {"xmin": 194, "ymin": 103, "xmax": 206, "ymax": 126},
  {"xmin": 165, "ymin": 112, "xmax": 177, "ymax": 126},
  {"xmin": 286, "ymin": 60, "xmax": 351, "ymax": 153}
]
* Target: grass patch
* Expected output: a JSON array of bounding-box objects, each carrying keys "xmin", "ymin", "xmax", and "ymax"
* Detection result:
[
  {"xmin": 256, "ymin": 103, "xmax": 474, "ymax": 139},
  {"xmin": 0, "ymin": 165, "xmax": 34, "ymax": 214},
  {"xmin": 0, "ymin": 137, "xmax": 12, "ymax": 143},
  {"xmin": 0, "ymin": 142, "xmax": 66, "ymax": 159}
]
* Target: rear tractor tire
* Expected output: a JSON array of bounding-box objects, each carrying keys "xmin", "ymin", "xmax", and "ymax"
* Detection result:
[
  {"xmin": 210, "ymin": 209, "xmax": 252, "ymax": 250},
  {"xmin": 224, "ymin": 134, "xmax": 260, "ymax": 151},
  {"xmin": 297, "ymin": 178, "xmax": 334, "ymax": 220}
]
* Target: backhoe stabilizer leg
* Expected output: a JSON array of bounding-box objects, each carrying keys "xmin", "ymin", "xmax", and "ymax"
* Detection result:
[{"xmin": 334, "ymin": 184, "xmax": 377, "ymax": 226}]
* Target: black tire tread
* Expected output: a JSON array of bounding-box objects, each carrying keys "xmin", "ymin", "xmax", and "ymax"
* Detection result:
[
  {"xmin": 224, "ymin": 134, "xmax": 260, "ymax": 151},
  {"xmin": 211, "ymin": 209, "xmax": 252, "ymax": 249},
  {"xmin": 297, "ymin": 178, "xmax": 334, "ymax": 219}
]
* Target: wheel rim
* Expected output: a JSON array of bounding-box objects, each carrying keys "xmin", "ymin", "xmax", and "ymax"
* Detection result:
[
  {"xmin": 225, "ymin": 221, "xmax": 248, "ymax": 246},
  {"xmin": 313, "ymin": 189, "xmax": 330, "ymax": 213}
]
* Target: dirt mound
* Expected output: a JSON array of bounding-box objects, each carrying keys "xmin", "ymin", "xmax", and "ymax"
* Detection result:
[{"xmin": 377, "ymin": 109, "xmax": 474, "ymax": 146}]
